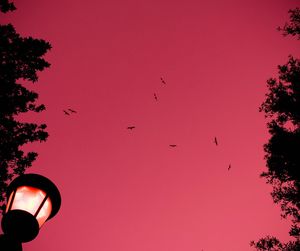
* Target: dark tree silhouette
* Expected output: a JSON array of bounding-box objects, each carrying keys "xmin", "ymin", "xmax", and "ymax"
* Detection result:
[
  {"xmin": 278, "ymin": 7, "xmax": 300, "ymax": 40},
  {"xmin": 0, "ymin": 2, "xmax": 51, "ymax": 212},
  {"xmin": 251, "ymin": 7, "xmax": 300, "ymax": 251},
  {"xmin": 251, "ymin": 236, "xmax": 299, "ymax": 251},
  {"xmin": 0, "ymin": 0, "xmax": 16, "ymax": 13}
]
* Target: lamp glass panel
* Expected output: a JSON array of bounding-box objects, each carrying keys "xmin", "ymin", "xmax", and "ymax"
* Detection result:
[
  {"xmin": 36, "ymin": 196, "xmax": 52, "ymax": 227},
  {"xmin": 5, "ymin": 190, "xmax": 15, "ymax": 213},
  {"xmin": 10, "ymin": 186, "xmax": 52, "ymax": 227}
]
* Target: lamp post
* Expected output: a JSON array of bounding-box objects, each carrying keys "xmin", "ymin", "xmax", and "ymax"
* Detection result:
[{"xmin": 0, "ymin": 174, "xmax": 61, "ymax": 251}]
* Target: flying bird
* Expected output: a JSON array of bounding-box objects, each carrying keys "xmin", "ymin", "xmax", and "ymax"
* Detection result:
[
  {"xmin": 127, "ymin": 126, "xmax": 135, "ymax": 130},
  {"xmin": 63, "ymin": 110, "xmax": 70, "ymax": 115},
  {"xmin": 214, "ymin": 137, "xmax": 218, "ymax": 146},
  {"xmin": 228, "ymin": 164, "xmax": 231, "ymax": 171},
  {"xmin": 160, "ymin": 77, "xmax": 166, "ymax": 85},
  {"xmin": 169, "ymin": 144, "xmax": 177, "ymax": 147},
  {"xmin": 68, "ymin": 108, "xmax": 77, "ymax": 113},
  {"xmin": 154, "ymin": 93, "xmax": 158, "ymax": 101}
]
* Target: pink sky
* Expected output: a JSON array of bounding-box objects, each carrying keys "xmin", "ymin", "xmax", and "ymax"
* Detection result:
[{"xmin": 1, "ymin": 0, "xmax": 300, "ymax": 250}]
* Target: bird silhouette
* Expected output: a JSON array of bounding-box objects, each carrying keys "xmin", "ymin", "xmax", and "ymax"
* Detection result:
[
  {"xmin": 63, "ymin": 110, "xmax": 70, "ymax": 115},
  {"xmin": 228, "ymin": 164, "xmax": 231, "ymax": 171},
  {"xmin": 160, "ymin": 77, "xmax": 166, "ymax": 85},
  {"xmin": 68, "ymin": 108, "xmax": 77, "ymax": 113},
  {"xmin": 127, "ymin": 126, "xmax": 135, "ymax": 130},
  {"xmin": 154, "ymin": 93, "xmax": 158, "ymax": 101},
  {"xmin": 169, "ymin": 144, "xmax": 177, "ymax": 147},
  {"xmin": 214, "ymin": 137, "xmax": 218, "ymax": 146}
]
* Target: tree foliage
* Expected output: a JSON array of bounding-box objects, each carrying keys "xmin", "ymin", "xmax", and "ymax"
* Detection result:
[
  {"xmin": 278, "ymin": 8, "xmax": 300, "ymax": 40},
  {"xmin": 251, "ymin": 236, "xmax": 300, "ymax": 251},
  {"xmin": 251, "ymin": 7, "xmax": 300, "ymax": 251},
  {"xmin": 0, "ymin": 0, "xmax": 16, "ymax": 13},
  {"xmin": 0, "ymin": 3, "xmax": 51, "ymax": 212}
]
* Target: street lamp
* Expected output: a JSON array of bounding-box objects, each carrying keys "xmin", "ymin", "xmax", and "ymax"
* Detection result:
[{"xmin": 0, "ymin": 174, "xmax": 61, "ymax": 250}]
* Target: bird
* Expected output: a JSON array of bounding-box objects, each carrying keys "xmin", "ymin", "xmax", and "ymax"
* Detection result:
[
  {"xmin": 169, "ymin": 144, "xmax": 177, "ymax": 147},
  {"xmin": 160, "ymin": 77, "xmax": 166, "ymax": 85},
  {"xmin": 68, "ymin": 108, "xmax": 77, "ymax": 113},
  {"xmin": 154, "ymin": 93, "xmax": 158, "ymax": 101},
  {"xmin": 127, "ymin": 126, "xmax": 135, "ymax": 130},
  {"xmin": 214, "ymin": 137, "xmax": 218, "ymax": 146},
  {"xmin": 228, "ymin": 164, "xmax": 231, "ymax": 171},
  {"xmin": 63, "ymin": 110, "xmax": 70, "ymax": 115}
]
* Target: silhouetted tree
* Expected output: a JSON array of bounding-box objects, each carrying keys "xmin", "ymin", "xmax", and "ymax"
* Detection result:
[
  {"xmin": 251, "ymin": 7, "xmax": 300, "ymax": 251},
  {"xmin": 278, "ymin": 7, "xmax": 300, "ymax": 40},
  {"xmin": 0, "ymin": 2, "xmax": 50, "ymax": 212},
  {"xmin": 0, "ymin": 0, "xmax": 15, "ymax": 13},
  {"xmin": 251, "ymin": 236, "xmax": 300, "ymax": 251}
]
